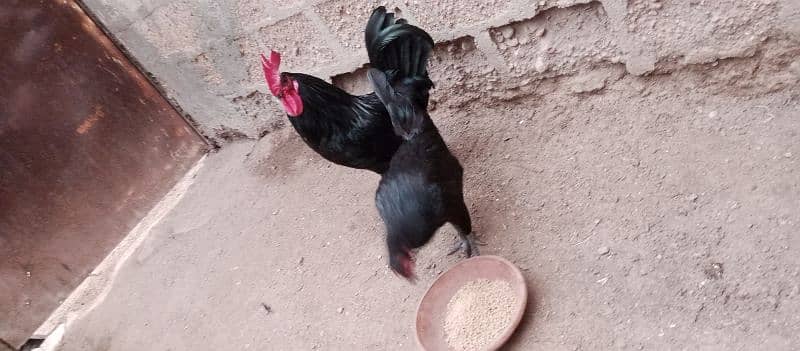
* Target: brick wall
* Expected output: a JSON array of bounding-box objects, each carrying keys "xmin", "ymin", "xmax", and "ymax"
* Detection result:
[{"xmin": 81, "ymin": 0, "xmax": 800, "ymax": 144}]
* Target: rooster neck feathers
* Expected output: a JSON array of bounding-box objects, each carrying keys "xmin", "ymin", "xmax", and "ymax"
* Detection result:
[{"xmin": 289, "ymin": 73, "xmax": 384, "ymax": 129}]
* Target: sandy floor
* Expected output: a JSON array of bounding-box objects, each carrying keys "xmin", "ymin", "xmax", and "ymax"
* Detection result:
[{"xmin": 57, "ymin": 66, "xmax": 800, "ymax": 350}]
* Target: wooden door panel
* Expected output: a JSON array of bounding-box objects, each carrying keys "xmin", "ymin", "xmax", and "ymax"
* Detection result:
[{"xmin": 0, "ymin": 1, "xmax": 206, "ymax": 347}]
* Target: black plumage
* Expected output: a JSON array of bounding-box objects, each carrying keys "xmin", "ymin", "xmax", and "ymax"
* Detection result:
[
  {"xmin": 284, "ymin": 73, "xmax": 398, "ymax": 173},
  {"xmin": 368, "ymin": 69, "xmax": 476, "ymax": 280},
  {"xmin": 276, "ymin": 6, "xmax": 434, "ymax": 174}
]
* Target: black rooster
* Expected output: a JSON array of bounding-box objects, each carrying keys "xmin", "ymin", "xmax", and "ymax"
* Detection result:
[
  {"xmin": 368, "ymin": 68, "xmax": 478, "ymax": 280},
  {"xmin": 260, "ymin": 7, "xmax": 434, "ymax": 174}
]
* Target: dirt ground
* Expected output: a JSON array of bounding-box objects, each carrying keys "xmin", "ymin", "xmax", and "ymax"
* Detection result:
[{"xmin": 56, "ymin": 61, "xmax": 799, "ymax": 350}]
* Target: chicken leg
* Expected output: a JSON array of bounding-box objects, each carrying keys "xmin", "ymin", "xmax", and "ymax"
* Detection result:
[
  {"xmin": 447, "ymin": 233, "xmax": 481, "ymax": 257},
  {"xmin": 446, "ymin": 202, "xmax": 482, "ymax": 257}
]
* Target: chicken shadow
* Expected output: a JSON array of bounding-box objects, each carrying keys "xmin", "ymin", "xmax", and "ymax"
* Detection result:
[{"xmin": 244, "ymin": 125, "xmax": 330, "ymax": 182}]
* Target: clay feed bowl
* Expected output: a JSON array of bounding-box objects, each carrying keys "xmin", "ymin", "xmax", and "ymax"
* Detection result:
[{"xmin": 415, "ymin": 255, "xmax": 527, "ymax": 351}]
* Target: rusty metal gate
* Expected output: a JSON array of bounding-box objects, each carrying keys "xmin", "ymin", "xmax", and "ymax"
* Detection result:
[{"xmin": 0, "ymin": 0, "xmax": 207, "ymax": 348}]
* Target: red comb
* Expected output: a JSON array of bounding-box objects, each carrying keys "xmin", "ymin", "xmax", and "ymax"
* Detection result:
[{"xmin": 260, "ymin": 51, "xmax": 281, "ymax": 96}]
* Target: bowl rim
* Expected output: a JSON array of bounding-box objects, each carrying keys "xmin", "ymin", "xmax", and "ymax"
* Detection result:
[{"xmin": 414, "ymin": 255, "xmax": 528, "ymax": 351}]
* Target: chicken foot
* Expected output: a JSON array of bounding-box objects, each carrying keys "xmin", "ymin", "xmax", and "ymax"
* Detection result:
[{"xmin": 447, "ymin": 230, "xmax": 486, "ymax": 257}]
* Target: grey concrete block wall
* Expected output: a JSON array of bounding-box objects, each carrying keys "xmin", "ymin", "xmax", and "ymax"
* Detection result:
[
  {"xmin": 312, "ymin": 0, "xmax": 402, "ymax": 55},
  {"xmin": 81, "ymin": 0, "xmax": 800, "ymax": 144}
]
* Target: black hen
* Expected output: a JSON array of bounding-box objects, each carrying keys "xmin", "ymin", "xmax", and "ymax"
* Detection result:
[
  {"xmin": 261, "ymin": 7, "xmax": 434, "ymax": 174},
  {"xmin": 368, "ymin": 69, "xmax": 477, "ymax": 281}
]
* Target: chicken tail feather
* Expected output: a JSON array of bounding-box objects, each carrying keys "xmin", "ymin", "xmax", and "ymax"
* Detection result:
[
  {"xmin": 365, "ymin": 7, "xmax": 434, "ymax": 85},
  {"xmin": 368, "ymin": 69, "xmax": 427, "ymax": 140}
]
